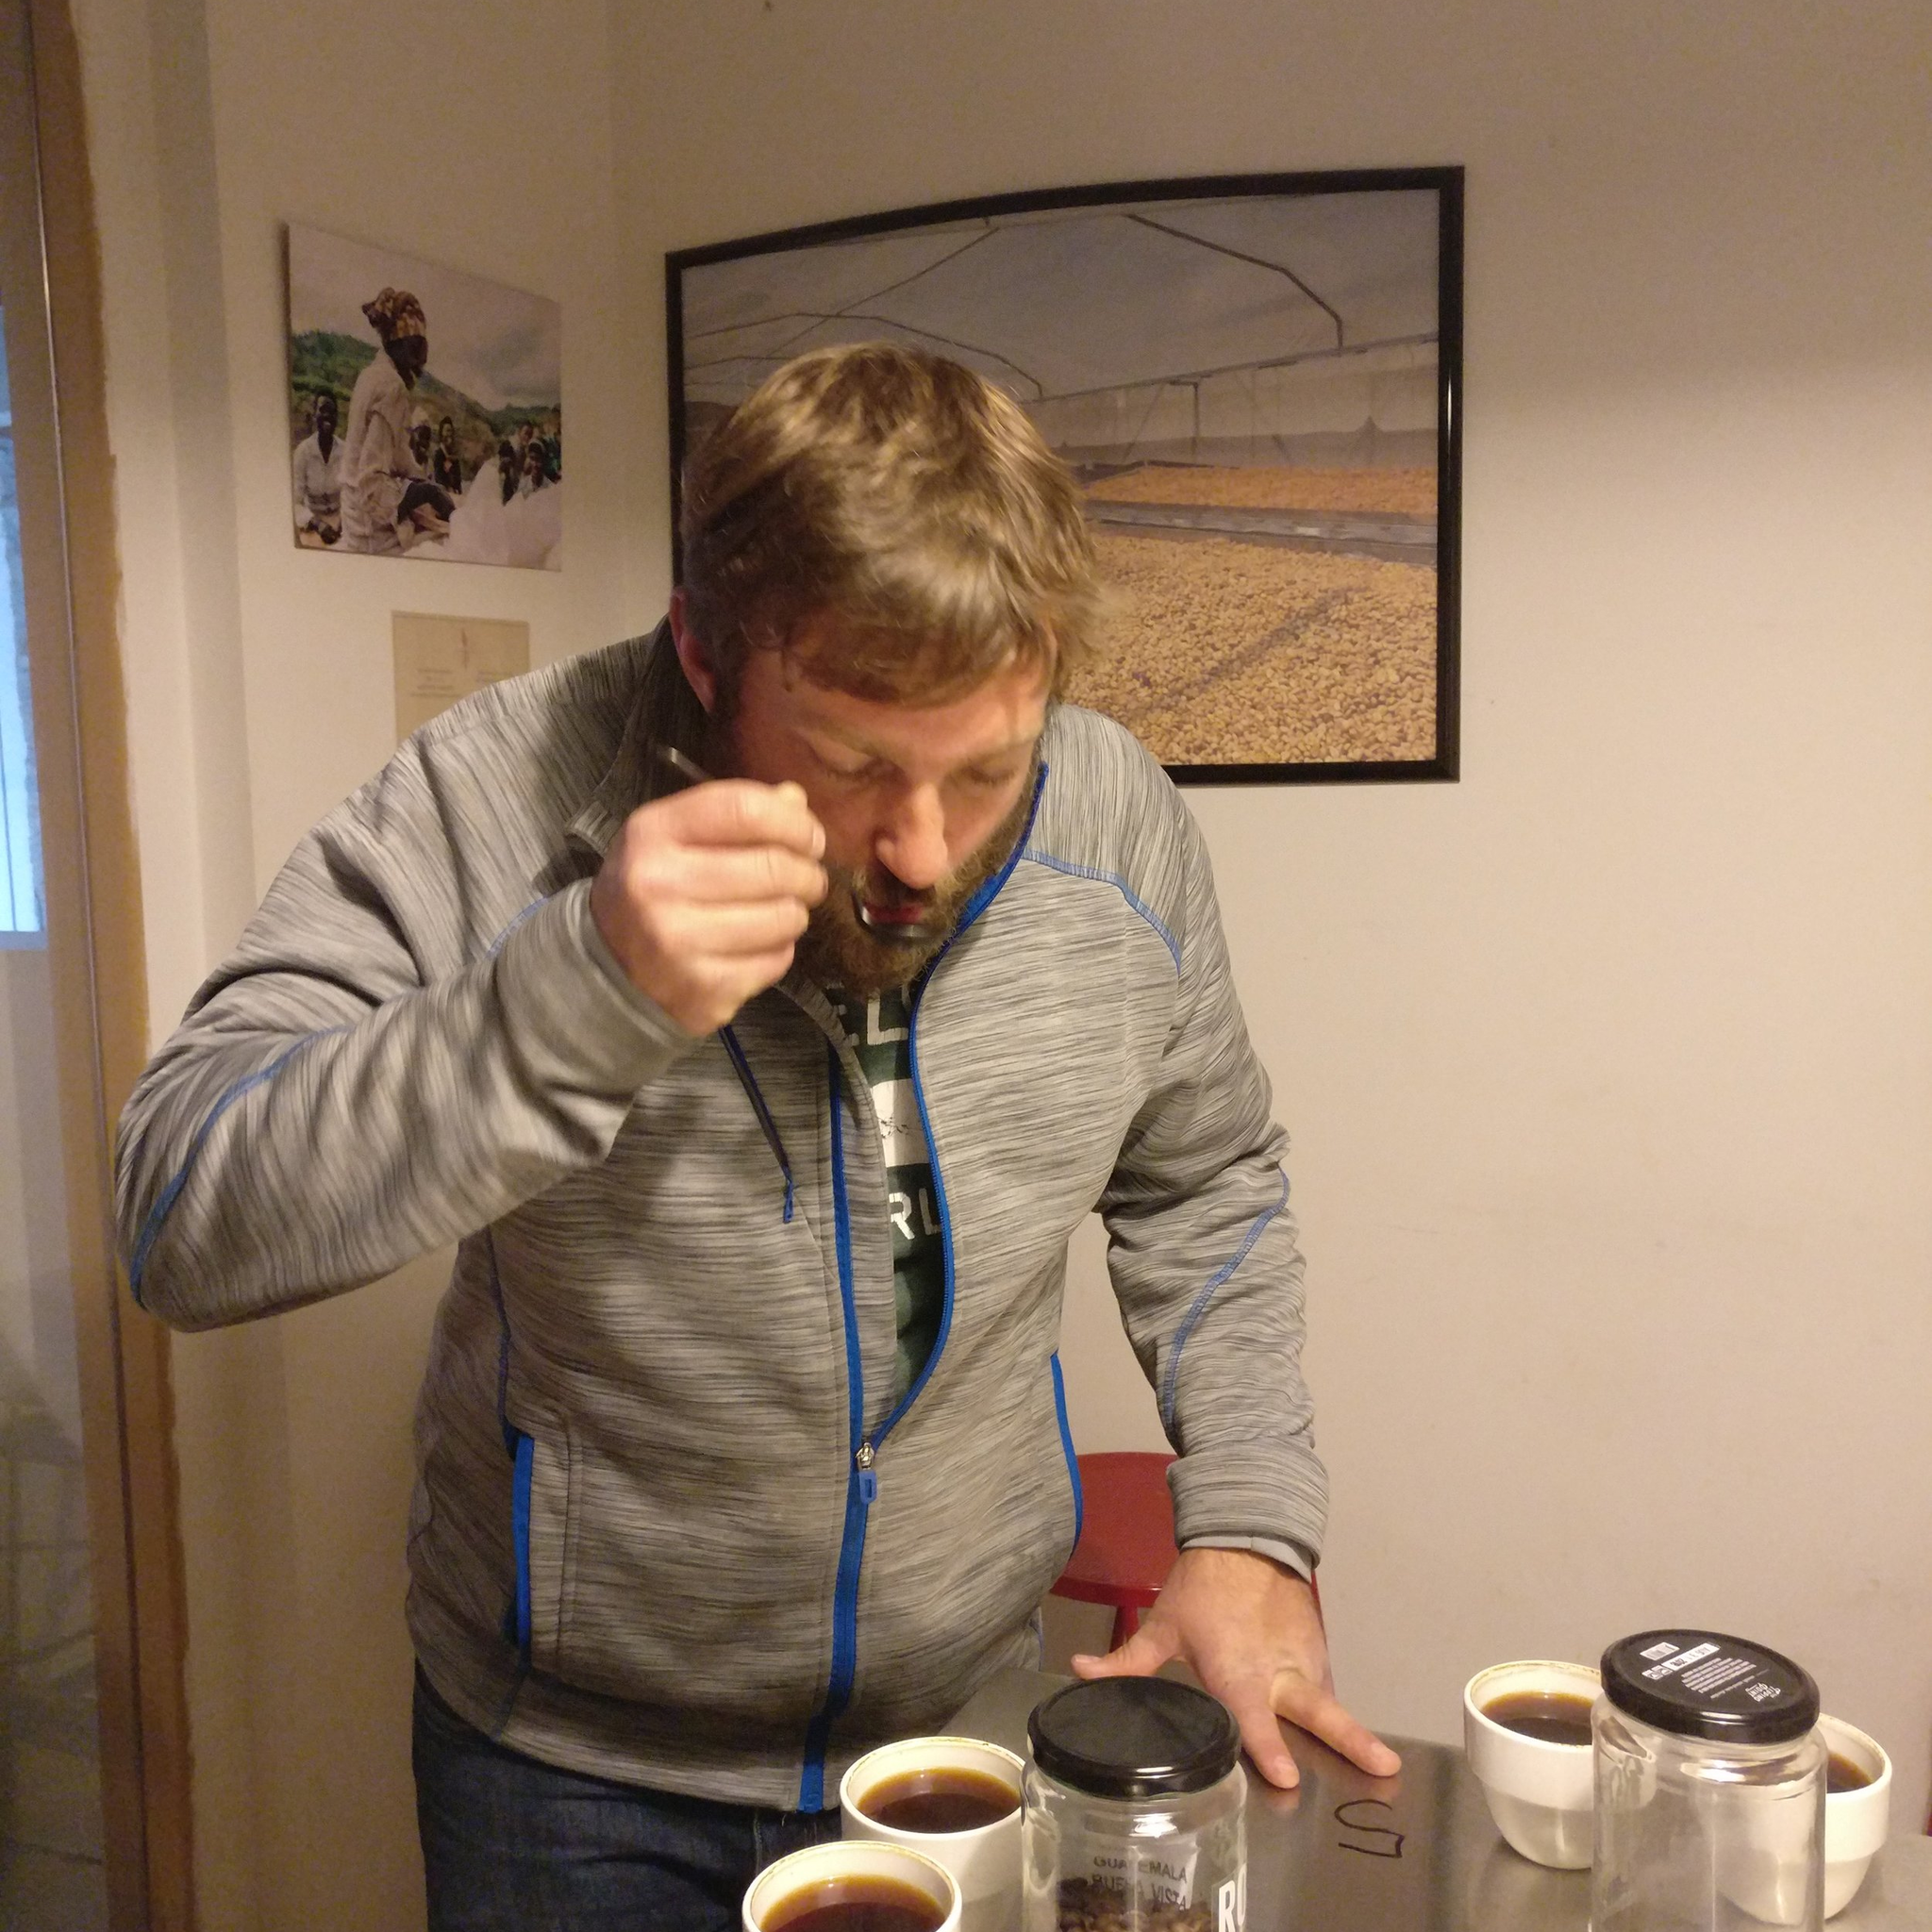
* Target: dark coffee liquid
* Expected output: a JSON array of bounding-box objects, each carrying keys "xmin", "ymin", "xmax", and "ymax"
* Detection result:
[
  {"xmin": 858, "ymin": 1765, "xmax": 1021, "ymax": 1834},
  {"xmin": 762, "ymin": 1874, "xmax": 945, "ymax": 1932},
  {"xmin": 1483, "ymin": 1690, "xmax": 1594, "ymax": 1746},
  {"xmin": 1827, "ymin": 1751, "xmax": 1874, "ymax": 1794}
]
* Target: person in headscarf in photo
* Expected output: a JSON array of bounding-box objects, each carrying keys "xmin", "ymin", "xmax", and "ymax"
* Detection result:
[
  {"xmin": 291, "ymin": 392, "xmax": 344, "ymax": 546},
  {"xmin": 341, "ymin": 287, "xmax": 455, "ymax": 552},
  {"xmin": 497, "ymin": 437, "xmax": 520, "ymax": 506}
]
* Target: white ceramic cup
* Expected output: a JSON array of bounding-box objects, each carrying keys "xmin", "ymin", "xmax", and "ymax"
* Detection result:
[
  {"xmin": 1713, "ymin": 1767, "xmax": 1827, "ymax": 1927},
  {"xmin": 1708, "ymin": 1712, "xmax": 1892, "ymax": 1926},
  {"xmin": 1462, "ymin": 1659, "xmax": 1600, "ymax": 1870},
  {"xmin": 840, "ymin": 1736, "xmax": 1024, "ymax": 1932},
  {"xmin": 742, "ymin": 1838, "xmax": 960, "ymax": 1932},
  {"xmin": 1821, "ymin": 1714, "xmax": 1891, "ymax": 1919}
]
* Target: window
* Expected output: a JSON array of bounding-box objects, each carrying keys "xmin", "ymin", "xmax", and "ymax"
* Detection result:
[{"xmin": 0, "ymin": 308, "xmax": 46, "ymax": 941}]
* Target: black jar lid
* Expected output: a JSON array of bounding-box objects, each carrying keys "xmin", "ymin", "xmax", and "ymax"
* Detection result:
[
  {"xmin": 1600, "ymin": 1630, "xmax": 1821, "ymax": 1745},
  {"xmin": 1027, "ymin": 1678, "xmax": 1241, "ymax": 1798}
]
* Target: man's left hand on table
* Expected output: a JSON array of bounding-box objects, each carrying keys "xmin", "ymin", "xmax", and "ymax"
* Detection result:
[{"xmin": 1070, "ymin": 1545, "xmax": 1402, "ymax": 1790}]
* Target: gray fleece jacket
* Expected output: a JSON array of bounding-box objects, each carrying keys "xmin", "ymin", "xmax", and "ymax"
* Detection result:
[{"xmin": 115, "ymin": 625, "xmax": 1327, "ymax": 1808}]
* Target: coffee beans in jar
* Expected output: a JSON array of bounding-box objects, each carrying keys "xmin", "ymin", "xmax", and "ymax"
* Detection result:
[{"xmin": 1022, "ymin": 1679, "xmax": 1246, "ymax": 1932}]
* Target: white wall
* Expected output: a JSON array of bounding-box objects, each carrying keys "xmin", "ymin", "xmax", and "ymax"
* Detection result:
[
  {"xmin": 616, "ymin": 0, "xmax": 1932, "ymax": 1815},
  {"xmin": 70, "ymin": 0, "xmax": 1932, "ymax": 1924}
]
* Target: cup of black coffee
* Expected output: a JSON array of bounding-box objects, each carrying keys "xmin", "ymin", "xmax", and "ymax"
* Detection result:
[
  {"xmin": 1462, "ymin": 1660, "xmax": 1602, "ymax": 1869},
  {"xmin": 1819, "ymin": 1713, "xmax": 1890, "ymax": 1917},
  {"xmin": 841, "ymin": 1737, "xmax": 1024, "ymax": 1932},
  {"xmin": 742, "ymin": 1840, "xmax": 959, "ymax": 1932}
]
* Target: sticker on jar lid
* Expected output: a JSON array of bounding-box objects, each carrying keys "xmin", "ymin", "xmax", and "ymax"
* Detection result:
[
  {"xmin": 1601, "ymin": 1630, "xmax": 1821, "ymax": 1745},
  {"xmin": 1641, "ymin": 1640, "xmax": 1720, "ymax": 1680}
]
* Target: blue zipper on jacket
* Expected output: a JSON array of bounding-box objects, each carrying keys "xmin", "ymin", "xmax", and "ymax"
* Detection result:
[
  {"xmin": 796, "ymin": 766, "xmax": 1048, "ymax": 1807},
  {"xmin": 798, "ymin": 1044, "xmax": 873, "ymax": 1809}
]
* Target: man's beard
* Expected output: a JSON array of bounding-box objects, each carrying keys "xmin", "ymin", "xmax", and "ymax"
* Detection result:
[
  {"xmin": 791, "ymin": 771, "xmax": 1034, "ymax": 995},
  {"xmin": 701, "ymin": 693, "xmax": 1037, "ymax": 997}
]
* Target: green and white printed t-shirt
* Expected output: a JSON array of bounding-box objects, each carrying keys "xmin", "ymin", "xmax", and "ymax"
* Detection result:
[{"xmin": 826, "ymin": 986, "xmax": 944, "ymax": 1404}]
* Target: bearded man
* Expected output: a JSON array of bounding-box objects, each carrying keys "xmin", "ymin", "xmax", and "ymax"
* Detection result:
[{"xmin": 116, "ymin": 342, "xmax": 1394, "ymax": 1931}]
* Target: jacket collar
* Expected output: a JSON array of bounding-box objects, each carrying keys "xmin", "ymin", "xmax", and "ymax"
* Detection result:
[{"xmin": 565, "ymin": 618, "xmax": 710, "ymax": 861}]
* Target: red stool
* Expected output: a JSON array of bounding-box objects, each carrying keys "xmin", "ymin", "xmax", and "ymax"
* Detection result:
[
  {"xmin": 1050, "ymin": 1451, "xmax": 1324, "ymax": 1653},
  {"xmin": 1051, "ymin": 1452, "xmax": 1178, "ymax": 1651}
]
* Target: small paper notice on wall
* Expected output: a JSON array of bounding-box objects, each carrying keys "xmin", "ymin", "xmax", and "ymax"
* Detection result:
[{"xmin": 392, "ymin": 612, "xmax": 530, "ymax": 741}]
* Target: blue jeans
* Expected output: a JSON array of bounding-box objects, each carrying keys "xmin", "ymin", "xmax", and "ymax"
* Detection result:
[{"xmin": 412, "ymin": 1669, "xmax": 841, "ymax": 1929}]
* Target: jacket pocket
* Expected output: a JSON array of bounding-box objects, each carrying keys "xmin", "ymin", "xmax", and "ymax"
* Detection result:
[
  {"xmin": 505, "ymin": 1416, "xmax": 571, "ymax": 1672},
  {"xmin": 1050, "ymin": 1351, "xmax": 1084, "ymax": 1563}
]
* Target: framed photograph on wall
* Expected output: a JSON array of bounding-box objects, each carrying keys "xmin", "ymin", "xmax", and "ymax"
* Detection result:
[
  {"xmin": 287, "ymin": 225, "xmax": 563, "ymax": 571},
  {"xmin": 666, "ymin": 170, "xmax": 1461, "ymax": 783}
]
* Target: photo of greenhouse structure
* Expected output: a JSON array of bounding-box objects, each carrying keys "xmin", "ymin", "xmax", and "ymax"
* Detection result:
[{"xmin": 674, "ymin": 182, "xmax": 1455, "ymax": 774}]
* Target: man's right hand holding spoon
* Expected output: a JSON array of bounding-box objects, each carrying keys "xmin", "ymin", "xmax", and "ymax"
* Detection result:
[{"xmin": 591, "ymin": 774, "xmax": 828, "ymax": 1037}]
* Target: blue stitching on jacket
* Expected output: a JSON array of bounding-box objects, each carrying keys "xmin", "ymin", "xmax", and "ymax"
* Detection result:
[
  {"xmin": 127, "ymin": 1027, "xmax": 351, "ymax": 1304},
  {"xmin": 1050, "ymin": 1353, "xmax": 1083, "ymax": 1554},
  {"xmin": 486, "ymin": 898, "xmax": 546, "ymax": 957},
  {"xmin": 1158, "ymin": 1169, "xmax": 1291, "ymax": 1438},
  {"xmin": 1021, "ymin": 852, "xmax": 1181, "ymax": 971},
  {"xmin": 720, "ymin": 1025, "xmax": 795, "ymax": 1222}
]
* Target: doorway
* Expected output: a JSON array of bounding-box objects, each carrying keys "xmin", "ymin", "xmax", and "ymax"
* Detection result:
[{"xmin": 1, "ymin": 0, "xmax": 192, "ymax": 1925}]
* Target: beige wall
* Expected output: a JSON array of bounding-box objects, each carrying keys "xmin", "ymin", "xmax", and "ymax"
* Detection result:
[{"xmin": 69, "ymin": 0, "xmax": 1932, "ymax": 1923}]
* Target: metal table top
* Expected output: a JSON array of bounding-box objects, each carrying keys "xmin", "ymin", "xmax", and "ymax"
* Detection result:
[{"xmin": 949, "ymin": 1670, "xmax": 1930, "ymax": 1931}]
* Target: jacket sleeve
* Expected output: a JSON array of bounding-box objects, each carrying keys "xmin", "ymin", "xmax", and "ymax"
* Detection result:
[
  {"xmin": 1097, "ymin": 803, "xmax": 1328, "ymax": 1569},
  {"xmin": 114, "ymin": 744, "xmax": 695, "ymax": 1331}
]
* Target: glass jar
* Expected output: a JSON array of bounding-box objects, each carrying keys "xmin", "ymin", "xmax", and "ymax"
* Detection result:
[
  {"xmin": 1593, "ymin": 1629, "xmax": 1825, "ymax": 1932},
  {"xmin": 1022, "ymin": 1676, "xmax": 1246, "ymax": 1932}
]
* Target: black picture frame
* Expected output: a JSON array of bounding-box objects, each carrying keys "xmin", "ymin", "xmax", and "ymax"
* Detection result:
[{"xmin": 666, "ymin": 169, "xmax": 1461, "ymax": 785}]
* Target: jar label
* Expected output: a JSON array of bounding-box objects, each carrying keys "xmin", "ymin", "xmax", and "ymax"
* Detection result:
[
  {"xmin": 1050, "ymin": 1850, "xmax": 1248, "ymax": 1929},
  {"xmin": 1215, "ymin": 1870, "xmax": 1247, "ymax": 1931}
]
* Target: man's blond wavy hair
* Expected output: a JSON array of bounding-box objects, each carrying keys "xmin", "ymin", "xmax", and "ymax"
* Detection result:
[{"xmin": 678, "ymin": 343, "xmax": 1107, "ymax": 703}]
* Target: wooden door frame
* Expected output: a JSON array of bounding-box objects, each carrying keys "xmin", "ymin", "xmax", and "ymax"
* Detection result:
[{"xmin": 6, "ymin": 0, "xmax": 195, "ymax": 1924}]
